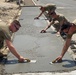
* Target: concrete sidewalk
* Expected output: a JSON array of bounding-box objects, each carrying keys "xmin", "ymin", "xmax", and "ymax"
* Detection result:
[
  {"xmin": 32, "ymin": 0, "xmax": 76, "ymax": 61},
  {"xmin": 0, "ymin": 0, "xmax": 76, "ymax": 75},
  {"xmin": 4, "ymin": 6, "xmax": 76, "ymax": 74},
  {"xmin": 4, "ymin": 0, "xmax": 76, "ymax": 75}
]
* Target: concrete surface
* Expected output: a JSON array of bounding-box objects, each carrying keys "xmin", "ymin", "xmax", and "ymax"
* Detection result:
[
  {"xmin": 4, "ymin": 6, "xmax": 76, "ymax": 74},
  {"xmin": 0, "ymin": 0, "xmax": 76, "ymax": 75}
]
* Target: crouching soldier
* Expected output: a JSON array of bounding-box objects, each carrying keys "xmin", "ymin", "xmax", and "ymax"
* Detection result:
[
  {"xmin": 54, "ymin": 22, "xmax": 76, "ymax": 62},
  {"xmin": 0, "ymin": 20, "xmax": 30, "ymax": 62}
]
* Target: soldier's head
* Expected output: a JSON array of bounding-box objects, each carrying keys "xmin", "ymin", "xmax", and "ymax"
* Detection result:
[
  {"xmin": 40, "ymin": 4, "xmax": 56, "ymax": 12},
  {"xmin": 10, "ymin": 20, "xmax": 21, "ymax": 32},
  {"xmin": 40, "ymin": 6, "xmax": 45, "ymax": 12}
]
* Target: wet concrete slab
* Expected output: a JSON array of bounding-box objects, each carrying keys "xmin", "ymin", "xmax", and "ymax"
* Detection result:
[
  {"xmin": 5, "ymin": 35, "xmax": 76, "ymax": 73},
  {"xmin": 4, "ymin": 7, "xmax": 76, "ymax": 74}
]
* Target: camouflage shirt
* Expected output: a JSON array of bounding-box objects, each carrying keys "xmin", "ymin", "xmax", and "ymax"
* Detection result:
[
  {"xmin": 51, "ymin": 14, "xmax": 69, "ymax": 25},
  {"xmin": 44, "ymin": 4, "xmax": 56, "ymax": 11},
  {"xmin": 0, "ymin": 24, "xmax": 13, "ymax": 42}
]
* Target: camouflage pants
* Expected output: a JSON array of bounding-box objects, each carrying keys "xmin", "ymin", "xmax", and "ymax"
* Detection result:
[
  {"xmin": 0, "ymin": 41, "xmax": 9, "ymax": 57},
  {"xmin": 53, "ymin": 22, "xmax": 60, "ymax": 32}
]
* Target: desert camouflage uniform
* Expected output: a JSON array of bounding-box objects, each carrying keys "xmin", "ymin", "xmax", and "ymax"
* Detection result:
[{"xmin": 0, "ymin": 24, "xmax": 13, "ymax": 57}]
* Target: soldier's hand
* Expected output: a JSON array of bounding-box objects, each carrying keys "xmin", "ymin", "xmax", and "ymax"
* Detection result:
[
  {"xmin": 55, "ymin": 55, "xmax": 62, "ymax": 62},
  {"xmin": 18, "ymin": 56, "xmax": 30, "ymax": 63},
  {"xmin": 34, "ymin": 17, "xmax": 39, "ymax": 19},
  {"xmin": 40, "ymin": 30, "xmax": 46, "ymax": 33}
]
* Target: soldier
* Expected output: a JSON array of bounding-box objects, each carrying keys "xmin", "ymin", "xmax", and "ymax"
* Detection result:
[
  {"xmin": 54, "ymin": 21, "xmax": 76, "ymax": 62},
  {"xmin": 40, "ymin": 11, "xmax": 70, "ymax": 37},
  {"xmin": 34, "ymin": 4, "xmax": 56, "ymax": 19},
  {"xmin": 0, "ymin": 20, "xmax": 30, "ymax": 62}
]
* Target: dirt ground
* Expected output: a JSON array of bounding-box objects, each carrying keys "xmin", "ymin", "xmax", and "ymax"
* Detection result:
[{"xmin": 0, "ymin": 0, "xmax": 21, "ymax": 24}]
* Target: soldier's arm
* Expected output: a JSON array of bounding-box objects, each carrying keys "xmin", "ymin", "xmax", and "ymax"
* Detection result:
[
  {"xmin": 40, "ymin": 21, "xmax": 54, "ymax": 33},
  {"xmin": 34, "ymin": 11, "xmax": 44, "ymax": 19},
  {"xmin": 5, "ymin": 39, "xmax": 25, "ymax": 62}
]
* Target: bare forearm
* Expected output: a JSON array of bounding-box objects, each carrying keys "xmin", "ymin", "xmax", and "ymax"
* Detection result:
[
  {"xmin": 44, "ymin": 25, "xmax": 51, "ymax": 30},
  {"xmin": 44, "ymin": 21, "xmax": 53, "ymax": 30},
  {"xmin": 38, "ymin": 12, "xmax": 43, "ymax": 18},
  {"xmin": 9, "ymin": 45, "xmax": 20, "ymax": 59},
  {"xmin": 61, "ymin": 39, "xmax": 71, "ymax": 57}
]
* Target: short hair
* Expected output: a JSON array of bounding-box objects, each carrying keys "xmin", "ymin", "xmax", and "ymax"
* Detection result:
[{"xmin": 11, "ymin": 20, "xmax": 21, "ymax": 27}]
